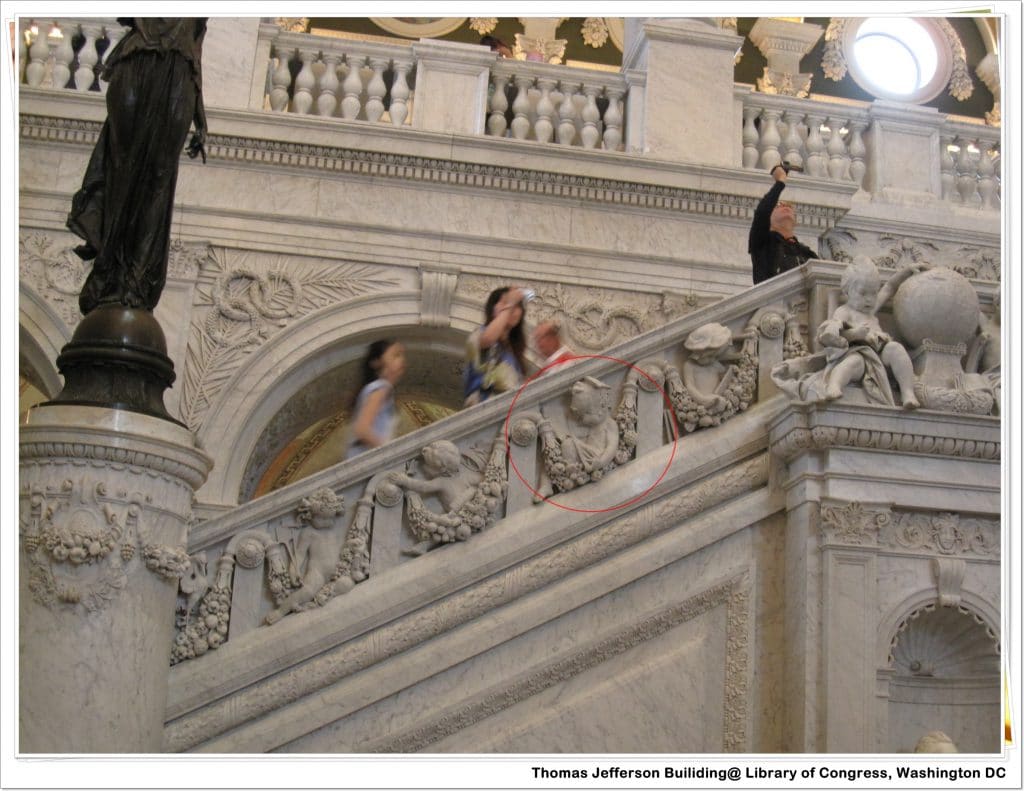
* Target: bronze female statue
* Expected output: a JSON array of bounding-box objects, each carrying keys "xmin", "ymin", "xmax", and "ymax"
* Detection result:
[{"xmin": 67, "ymin": 18, "xmax": 208, "ymax": 315}]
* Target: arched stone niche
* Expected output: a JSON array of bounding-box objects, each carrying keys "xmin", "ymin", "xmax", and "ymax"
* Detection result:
[
  {"xmin": 880, "ymin": 602, "xmax": 1000, "ymax": 753},
  {"xmin": 239, "ymin": 326, "xmax": 466, "ymax": 502}
]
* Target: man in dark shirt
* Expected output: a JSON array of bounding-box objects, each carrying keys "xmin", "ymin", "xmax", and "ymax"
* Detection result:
[{"xmin": 748, "ymin": 164, "xmax": 817, "ymax": 285}]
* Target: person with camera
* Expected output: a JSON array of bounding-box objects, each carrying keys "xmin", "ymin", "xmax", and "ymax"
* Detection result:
[
  {"xmin": 463, "ymin": 286, "xmax": 531, "ymax": 407},
  {"xmin": 747, "ymin": 163, "xmax": 817, "ymax": 285}
]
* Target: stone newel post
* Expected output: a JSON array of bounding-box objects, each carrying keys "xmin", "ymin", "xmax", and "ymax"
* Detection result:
[{"xmin": 19, "ymin": 405, "xmax": 212, "ymax": 752}]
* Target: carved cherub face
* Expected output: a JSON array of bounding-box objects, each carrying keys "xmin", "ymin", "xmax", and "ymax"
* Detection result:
[
  {"xmin": 422, "ymin": 440, "xmax": 460, "ymax": 478},
  {"xmin": 844, "ymin": 272, "xmax": 879, "ymax": 312},
  {"xmin": 570, "ymin": 377, "xmax": 611, "ymax": 422}
]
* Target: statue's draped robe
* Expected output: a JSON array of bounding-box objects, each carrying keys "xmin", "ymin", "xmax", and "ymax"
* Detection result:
[{"xmin": 67, "ymin": 18, "xmax": 205, "ymax": 314}]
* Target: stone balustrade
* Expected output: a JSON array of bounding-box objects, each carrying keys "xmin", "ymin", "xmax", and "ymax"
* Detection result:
[
  {"xmin": 740, "ymin": 91, "xmax": 871, "ymax": 185},
  {"xmin": 262, "ymin": 30, "xmax": 416, "ymax": 125},
  {"xmin": 939, "ymin": 121, "xmax": 1001, "ymax": 210},
  {"xmin": 486, "ymin": 61, "xmax": 628, "ymax": 150},
  {"xmin": 19, "ymin": 17, "xmax": 126, "ymax": 92},
  {"xmin": 741, "ymin": 90, "xmax": 1000, "ymax": 210}
]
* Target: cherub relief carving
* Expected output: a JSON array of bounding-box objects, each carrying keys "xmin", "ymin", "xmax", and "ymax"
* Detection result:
[
  {"xmin": 965, "ymin": 292, "xmax": 1001, "ymax": 414},
  {"xmin": 665, "ymin": 321, "xmax": 758, "ymax": 433},
  {"xmin": 535, "ymin": 376, "xmax": 620, "ymax": 497},
  {"xmin": 383, "ymin": 437, "xmax": 508, "ymax": 555},
  {"xmin": 264, "ymin": 488, "xmax": 346, "ymax": 625}
]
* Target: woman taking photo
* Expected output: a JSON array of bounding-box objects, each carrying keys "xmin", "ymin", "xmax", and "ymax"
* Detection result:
[{"xmin": 463, "ymin": 287, "xmax": 528, "ymax": 406}]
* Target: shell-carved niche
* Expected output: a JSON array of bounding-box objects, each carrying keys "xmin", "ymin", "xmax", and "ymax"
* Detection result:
[{"xmin": 889, "ymin": 604, "xmax": 999, "ymax": 678}]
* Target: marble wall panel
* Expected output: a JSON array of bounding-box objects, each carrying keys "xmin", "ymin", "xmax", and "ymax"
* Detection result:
[
  {"xmin": 280, "ymin": 530, "xmax": 755, "ymax": 754},
  {"xmin": 175, "ymin": 165, "xmax": 320, "ymax": 219}
]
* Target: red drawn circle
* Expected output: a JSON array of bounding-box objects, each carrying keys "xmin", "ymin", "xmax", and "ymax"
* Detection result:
[{"xmin": 503, "ymin": 355, "xmax": 680, "ymax": 513}]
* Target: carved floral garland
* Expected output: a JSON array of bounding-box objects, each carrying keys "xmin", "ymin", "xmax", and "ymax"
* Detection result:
[
  {"xmin": 665, "ymin": 351, "xmax": 758, "ymax": 434},
  {"xmin": 404, "ymin": 437, "xmax": 508, "ymax": 544}
]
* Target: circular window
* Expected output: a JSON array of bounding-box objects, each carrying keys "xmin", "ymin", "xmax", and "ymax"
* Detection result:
[{"xmin": 844, "ymin": 18, "xmax": 952, "ymax": 103}]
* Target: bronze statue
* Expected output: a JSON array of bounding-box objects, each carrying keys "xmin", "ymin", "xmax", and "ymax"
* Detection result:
[{"xmin": 67, "ymin": 18, "xmax": 208, "ymax": 315}]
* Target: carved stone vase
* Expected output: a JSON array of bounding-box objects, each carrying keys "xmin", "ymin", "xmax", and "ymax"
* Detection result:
[{"xmin": 19, "ymin": 404, "xmax": 211, "ymax": 752}]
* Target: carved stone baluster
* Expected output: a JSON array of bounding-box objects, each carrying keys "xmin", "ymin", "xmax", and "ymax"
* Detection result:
[
  {"xmin": 781, "ymin": 110, "xmax": 804, "ymax": 170},
  {"xmin": 956, "ymin": 138, "xmax": 980, "ymax": 205},
  {"xmin": 603, "ymin": 86, "xmax": 624, "ymax": 151},
  {"xmin": 580, "ymin": 83, "xmax": 602, "ymax": 149},
  {"xmin": 316, "ymin": 53, "xmax": 340, "ymax": 117},
  {"xmin": 742, "ymin": 106, "xmax": 761, "ymax": 169},
  {"xmin": 341, "ymin": 55, "xmax": 365, "ymax": 120},
  {"xmin": 804, "ymin": 114, "xmax": 826, "ymax": 178},
  {"xmin": 556, "ymin": 82, "xmax": 579, "ymax": 145},
  {"xmin": 488, "ymin": 73, "xmax": 510, "ymax": 137},
  {"xmin": 976, "ymin": 140, "xmax": 997, "ymax": 210},
  {"xmin": 389, "ymin": 59, "xmax": 412, "ymax": 126},
  {"xmin": 847, "ymin": 120, "xmax": 867, "ymax": 188},
  {"xmin": 510, "ymin": 75, "xmax": 533, "ymax": 140},
  {"xmin": 939, "ymin": 136, "xmax": 957, "ymax": 202},
  {"xmin": 291, "ymin": 48, "xmax": 317, "ymax": 115},
  {"xmin": 758, "ymin": 108, "xmax": 782, "ymax": 170},
  {"xmin": 74, "ymin": 22, "xmax": 103, "ymax": 92},
  {"xmin": 826, "ymin": 117, "xmax": 849, "ymax": 181},
  {"xmin": 534, "ymin": 78, "xmax": 557, "ymax": 143},
  {"xmin": 365, "ymin": 58, "xmax": 388, "ymax": 123},
  {"xmin": 50, "ymin": 24, "xmax": 74, "ymax": 90},
  {"xmin": 25, "ymin": 26, "xmax": 50, "ymax": 87},
  {"xmin": 269, "ymin": 47, "xmax": 293, "ymax": 111},
  {"xmin": 97, "ymin": 23, "xmax": 125, "ymax": 94}
]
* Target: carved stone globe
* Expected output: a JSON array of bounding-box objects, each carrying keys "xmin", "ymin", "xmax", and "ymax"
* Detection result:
[{"xmin": 892, "ymin": 266, "xmax": 979, "ymax": 348}]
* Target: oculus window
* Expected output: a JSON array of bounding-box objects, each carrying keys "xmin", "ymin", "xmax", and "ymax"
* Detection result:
[{"xmin": 845, "ymin": 18, "xmax": 951, "ymax": 103}]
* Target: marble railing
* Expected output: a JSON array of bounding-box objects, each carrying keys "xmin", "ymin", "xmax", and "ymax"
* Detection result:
[
  {"xmin": 486, "ymin": 61, "xmax": 628, "ymax": 149},
  {"xmin": 261, "ymin": 27, "xmax": 415, "ymax": 125},
  {"xmin": 740, "ymin": 91, "xmax": 1001, "ymax": 209},
  {"xmin": 940, "ymin": 119, "xmax": 1002, "ymax": 210},
  {"xmin": 18, "ymin": 17, "xmax": 125, "ymax": 92},
  {"xmin": 170, "ymin": 264, "xmax": 824, "ymax": 665}
]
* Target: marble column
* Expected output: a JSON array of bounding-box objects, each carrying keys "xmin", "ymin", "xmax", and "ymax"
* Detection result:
[{"xmin": 19, "ymin": 405, "xmax": 212, "ymax": 752}]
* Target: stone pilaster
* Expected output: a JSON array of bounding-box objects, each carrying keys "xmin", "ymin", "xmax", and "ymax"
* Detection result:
[
  {"xmin": 410, "ymin": 40, "xmax": 496, "ymax": 136},
  {"xmin": 622, "ymin": 18, "xmax": 743, "ymax": 165},
  {"xmin": 19, "ymin": 405, "xmax": 212, "ymax": 752}
]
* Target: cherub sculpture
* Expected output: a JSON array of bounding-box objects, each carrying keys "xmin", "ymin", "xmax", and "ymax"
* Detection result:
[
  {"xmin": 661, "ymin": 321, "xmax": 758, "ymax": 433},
  {"xmin": 386, "ymin": 440, "xmax": 483, "ymax": 556},
  {"xmin": 965, "ymin": 292, "xmax": 1001, "ymax": 413},
  {"xmin": 537, "ymin": 376, "xmax": 620, "ymax": 496},
  {"xmin": 772, "ymin": 257, "xmax": 927, "ymax": 408},
  {"xmin": 682, "ymin": 322, "xmax": 734, "ymax": 411},
  {"xmin": 264, "ymin": 488, "xmax": 345, "ymax": 625}
]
